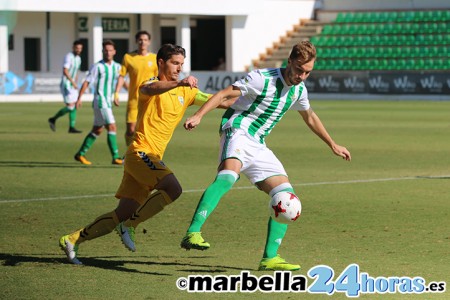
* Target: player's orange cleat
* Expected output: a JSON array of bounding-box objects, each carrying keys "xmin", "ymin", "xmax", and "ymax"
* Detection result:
[
  {"xmin": 74, "ymin": 154, "xmax": 92, "ymax": 165},
  {"xmin": 112, "ymin": 158, "xmax": 123, "ymax": 165}
]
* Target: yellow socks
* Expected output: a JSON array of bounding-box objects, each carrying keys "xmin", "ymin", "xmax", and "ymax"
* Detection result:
[
  {"xmin": 124, "ymin": 190, "xmax": 172, "ymax": 228},
  {"xmin": 68, "ymin": 211, "xmax": 119, "ymax": 244}
]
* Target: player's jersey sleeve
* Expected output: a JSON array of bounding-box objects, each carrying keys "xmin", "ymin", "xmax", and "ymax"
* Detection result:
[
  {"xmin": 232, "ymin": 70, "xmax": 265, "ymax": 97},
  {"xmin": 119, "ymin": 54, "xmax": 129, "ymax": 77},
  {"xmin": 192, "ymin": 90, "xmax": 211, "ymax": 106},
  {"xmin": 62, "ymin": 53, "xmax": 72, "ymax": 70},
  {"xmin": 85, "ymin": 63, "xmax": 98, "ymax": 83},
  {"xmin": 139, "ymin": 76, "xmax": 158, "ymax": 87},
  {"xmin": 290, "ymin": 84, "xmax": 310, "ymax": 111}
]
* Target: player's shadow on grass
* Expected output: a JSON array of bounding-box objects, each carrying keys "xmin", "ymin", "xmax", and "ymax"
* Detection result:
[
  {"xmin": 0, "ymin": 161, "xmax": 122, "ymax": 169},
  {"xmin": 0, "ymin": 253, "xmax": 169, "ymax": 276},
  {"xmin": 0, "ymin": 253, "xmax": 248, "ymax": 274},
  {"xmin": 95, "ymin": 255, "xmax": 249, "ymax": 273}
]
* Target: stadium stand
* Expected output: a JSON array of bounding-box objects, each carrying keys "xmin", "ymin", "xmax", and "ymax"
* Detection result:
[{"xmin": 252, "ymin": 10, "xmax": 450, "ymax": 71}]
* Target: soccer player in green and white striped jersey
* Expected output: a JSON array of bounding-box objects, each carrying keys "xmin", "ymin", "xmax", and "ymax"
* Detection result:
[
  {"xmin": 73, "ymin": 40, "xmax": 123, "ymax": 165},
  {"xmin": 181, "ymin": 41, "xmax": 351, "ymax": 271},
  {"xmin": 48, "ymin": 40, "xmax": 83, "ymax": 133}
]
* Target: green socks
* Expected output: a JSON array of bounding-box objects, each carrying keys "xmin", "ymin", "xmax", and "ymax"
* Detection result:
[
  {"xmin": 77, "ymin": 132, "xmax": 97, "ymax": 156},
  {"xmin": 107, "ymin": 132, "xmax": 120, "ymax": 159},
  {"xmin": 52, "ymin": 106, "xmax": 70, "ymax": 119},
  {"xmin": 187, "ymin": 170, "xmax": 238, "ymax": 233},
  {"xmin": 69, "ymin": 107, "xmax": 77, "ymax": 128},
  {"xmin": 263, "ymin": 184, "xmax": 295, "ymax": 258}
]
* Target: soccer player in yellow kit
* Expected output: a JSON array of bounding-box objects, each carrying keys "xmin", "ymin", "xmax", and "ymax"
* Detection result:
[
  {"xmin": 59, "ymin": 44, "xmax": 233, "ymax": 264},
  {"xmin": 115, "ymin": 31, "xmax": 158, "ymax": 146}
]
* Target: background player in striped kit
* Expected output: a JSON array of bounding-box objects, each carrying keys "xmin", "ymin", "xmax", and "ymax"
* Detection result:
[
  {"xmin": 180, "ymin": 41, "xmax": 351, "ymax": 271},
  {"xmin": 114, "ymin": 31, "xmax": 158, "ymax": 146},
  {"xmin": 48, "ymin": 40, "xmax": 83, "ymax": 133},
  {"xmin": 73, "ymin": 40, "xmax": 123, "ymax": 165}
]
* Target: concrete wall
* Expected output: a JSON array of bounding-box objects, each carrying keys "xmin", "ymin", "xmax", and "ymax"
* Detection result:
[{"xmin": 232, "ymin": 0, "xmax": 316, "ymax": 70}]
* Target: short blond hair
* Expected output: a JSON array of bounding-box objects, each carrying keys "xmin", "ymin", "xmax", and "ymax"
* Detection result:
[{"xmin": 289, "ymin": 41, "xmax": 316, "ymax": 64}]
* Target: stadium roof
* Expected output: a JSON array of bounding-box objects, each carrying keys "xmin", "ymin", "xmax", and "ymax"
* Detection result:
[{"xmin": 0, "ymin": 0, "xmax": 257, "ymax": 16}]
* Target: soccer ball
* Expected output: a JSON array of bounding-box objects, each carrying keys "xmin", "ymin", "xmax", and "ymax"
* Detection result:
[{"xmin": 269, "ymin": 191, "xmax": 302, "ymax": 224}]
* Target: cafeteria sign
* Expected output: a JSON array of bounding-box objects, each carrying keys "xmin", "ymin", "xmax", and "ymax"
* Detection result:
[{"xmin": 78, "ymin": 17, "xmax": 130, "ymax": 32}]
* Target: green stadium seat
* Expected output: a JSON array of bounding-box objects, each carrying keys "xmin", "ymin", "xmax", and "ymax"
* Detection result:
[
  {"xmin": 341, "ymin": 59, "xmax": 353, "ymax": 70},
  {"xmin": 328, "ymin": 47, "xmax": 339, "ymax": 58},
  {"xmin": 420, "ymin": 47, "xmax": 430, "ymax": 57},
  {"xmin": 401, "ymin": 47, "xmax": 412, "ymax": 58},
  {"xmin": 413, "ymin": 59, "xmax": 424, "ymax": 70},
  {"xmin": 431, "ymin": 10, "xmax": 445, "ymax": 22},
  {"xmin": 321, "ymin": 25, "xmax": 333, "ymax": 35},
  {"xmin": 350, "ymin": 59, "xmax": 362, "ymax": 70},
  {"xmin": 423, "ymin": 11, "xmax": 434, "ymax": 22},
  {"xmin": 313, "ymin": 59, "xmax": 324, "ymax": 70},
  {"xmin": 422, "ymin": 23, "xmax": 439, "ymax": 33},
  {"xmin": 438, "ymin": 22, "xmax": 448, "ymax": 33},
  {"xmin": 392, "ymin": 59, "xmax": 404, "ymax": 70},
  {"xmin": 413, "ymin": 11, "xmax": 426, "ymax": 22},
  {"xmin": 329, "ymin": 24, "xmax": 341, "ymax": 35},
  {"xmin": 339, "ymin": 12, "xmax": 355, "ymax": 23},
  {"xmin": 399, "ymin": 11, "xmax": 415, "ymax": 22},
  {"xmin": 363, "ymin": 47, "xmax": 375, "ymax": 58},
  {"xmin": 381, "ymin": 59, "xmax": 392, "ymax": 70},
  {"xmin": 406, "ymin": 58, "xmax": 417, "ymax": 70},
  {"xmin": 335, "ymin": 12, "xmax": 345, "ymax": 23},
  {"xmin": 396, "ymin": 47, "xmax": 407, "ymax": 58},
  {"xmin": 317, "ymin": 47, "xmax": 325, "ymax": 56},
  {"xmin": 381, "ymin": 47, "xmax": 393, "ymax": 58},
  {"xmin": 445, "ymin": 10, "xmax": 450, "ymax": 22},
  {"xmin": 350, "ymin": 47, "xmax": 362, "ymax": 58},
  {"xmin": 366, "ymin": 35, "xmax": 377, "ymax": 46},
  {"xmin": 324, "ymin": 36, "xmax": 338, "ymax": 46},
  {"xmin": 336, "ymin": 36, "xmax": 350, "ymax": 46},
  {"xmin": 309, "ymin": 36, "xmax": 319, "ymax": 45},
  {"xmin": 352, "ymin": 12, "xmax": 365, "ymax": 23},
  {"xmin": 429, "ymin": 46, "xmax": 440, "ymax": 57}
]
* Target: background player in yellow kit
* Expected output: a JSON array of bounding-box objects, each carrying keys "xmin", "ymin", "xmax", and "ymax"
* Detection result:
[
  {"xmin": 114, "ymin": 30, "xmax": 158, "ymax": 146},
  {"xmin": 59, "ymin": 44, "xmax": 234, "ymax": 264}
]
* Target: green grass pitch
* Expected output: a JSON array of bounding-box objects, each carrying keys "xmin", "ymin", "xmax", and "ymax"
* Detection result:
[{"xmin": 0, "ymin": 100, "xmax": 449, "ymax": 299}]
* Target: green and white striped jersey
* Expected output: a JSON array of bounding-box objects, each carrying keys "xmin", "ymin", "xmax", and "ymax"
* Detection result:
[
  {"xmin": 60, "ymin": 52, "xmax": 81, "ymax": 90},
  {"xmin": 221, "ymin": 68, "xmax": 310, "ymax": 144},
  {"xmin": 85, "ymin": 60, "xmax": 121, "ymax": 108}
]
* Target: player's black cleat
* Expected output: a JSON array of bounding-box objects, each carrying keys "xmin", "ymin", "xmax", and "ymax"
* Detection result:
[
  {"xmin": 68, "ymin": 127, "xmax": 82, "ymax": 134},
  {"xmin": 48, "ymin": 118, "xmax": 56, "ymax": 131}
]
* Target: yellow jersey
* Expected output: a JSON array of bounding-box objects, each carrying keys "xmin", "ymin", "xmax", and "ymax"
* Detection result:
[
  {"xmin": 129, "ymin": 78, "xmax": 211, "ymax": 159},
  {"xmin": 120, "ymin": 52, "xmax": 158, "ymax": 103}
]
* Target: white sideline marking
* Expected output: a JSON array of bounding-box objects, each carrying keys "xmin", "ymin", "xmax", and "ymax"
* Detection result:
[{"xmin": 0, "ymin": 175, "xmax": 448, "ymax": 204}]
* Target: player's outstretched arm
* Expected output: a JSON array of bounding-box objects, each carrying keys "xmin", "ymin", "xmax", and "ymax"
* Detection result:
[
  {"xmin": 184, "ymin": 85, "xmax": 241, "ymax": 131},
  {"xmin": 299, "ymin": 108, "xmax": 351, "ymax": 161},
  {"xmin": 140, "ymin": 76, "xmax": 199, "ymax": 96}
]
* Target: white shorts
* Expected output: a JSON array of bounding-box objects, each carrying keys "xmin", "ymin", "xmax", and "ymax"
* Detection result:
[
  {"xmin": 93, "ymin": 107, "xmax": 116, "ymax": 127},
  {"xmin": 219, "ymin": 128, "xmax": 287, "ymax": 184},
  {"xmin": 60, "ymin": 86, "xmax": 78, "ymax": 104}
]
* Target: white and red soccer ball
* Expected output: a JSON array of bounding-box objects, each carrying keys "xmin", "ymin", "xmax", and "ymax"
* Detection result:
[{"xmin": 269, "ymin": 191, "xmax": 302, "ymax": 224}]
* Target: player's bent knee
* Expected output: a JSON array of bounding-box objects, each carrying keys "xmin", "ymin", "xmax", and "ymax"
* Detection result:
[
  {"xmin": 269, "ymin": 182, "xmax": 294, "ymax": 197},
  {"xmin": 167, "ymin": 184, "xmax": 182, "ymax": 201},
  {"xmin": 155, "ymin": 174, "xmax": 182, "ymax": 201}
]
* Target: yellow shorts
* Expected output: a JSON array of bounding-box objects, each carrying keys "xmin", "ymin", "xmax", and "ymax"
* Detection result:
[
  {"xmin": 126, "ymin": 99, "xmax": 138, "ymax": 123},
  {"xmin": 115, "ymin": 151, "xmax": 173, "ymax": 204}
]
